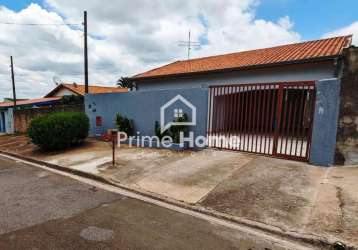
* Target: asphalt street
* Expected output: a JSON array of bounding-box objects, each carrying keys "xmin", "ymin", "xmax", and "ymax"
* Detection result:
[{"xmin": 0, "ymin": 155, "xmax": 309, "ymax": 250}]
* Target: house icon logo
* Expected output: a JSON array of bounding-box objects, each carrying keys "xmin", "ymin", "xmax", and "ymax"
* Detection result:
[{"xmin": 160, "ymin": 95, "xmax": 196, "ymax": 133}]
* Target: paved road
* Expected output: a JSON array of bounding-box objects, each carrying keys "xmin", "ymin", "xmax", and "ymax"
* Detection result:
[{"xmin": 0, "ymin": 155, "xmax": 304, "ymax": 250}]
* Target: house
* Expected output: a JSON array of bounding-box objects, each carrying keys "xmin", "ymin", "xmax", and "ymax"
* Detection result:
[
  {"xmin": 124, "ymin": 35, "xmax": 358, "ymax": 165},
  {"xmin": 85, "ymin": 35, "xmax": 357, "ymax": 165},
  {"xmin": 130, "ymin": 36, "xmax": 352, "ymax": 90},
  {"xmin": 3, "ymin": 98, "xmax": 28, "ymax": 102},
  {"xmin": 0, "ymin": 97, "xmax": 62, "ymax": 133},
  {"xmin": 45, "ymin": 83, "xmax": 128, "ymax": 97},
  {"xmin": 0, "ymin": 83, "xmax": 127, "ymax": 134}
]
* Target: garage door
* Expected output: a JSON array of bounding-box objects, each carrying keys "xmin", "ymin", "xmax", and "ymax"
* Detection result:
[{"xmin": 207, "ymin": 81, "xmax": 316, "ymax": 162}]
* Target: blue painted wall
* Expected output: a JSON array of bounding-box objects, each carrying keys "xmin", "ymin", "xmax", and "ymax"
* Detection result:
[
  {"xmin": 86, "ymin": 76, "xmax": 340, "ymax": 166},
  {"xmin": 309, "ymin": 78, "xmax": 341, "ymax": 166},
  {"xmin": 0, "ymin": 108, "xmax": 14, "ymax": 134},
  {"xmin": 135, "ymin": 61, "xmax": 336, "ymax": 91},
  {"xmin": 85, "ymin": 87, "xmax": 209, "ymax": 139},
  {"xmin": 0, "ymin": 111, "xmax": 5, "ymax": 133}
]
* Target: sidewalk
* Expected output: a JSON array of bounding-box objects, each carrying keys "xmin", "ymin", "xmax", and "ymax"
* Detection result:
[
  {"xmin": 1, "ymin": 155, "xmax": 303, "ymax": 250},
  {"xmin": 0, "ymin": 134, "xmax": 357, "ymax": 247}
]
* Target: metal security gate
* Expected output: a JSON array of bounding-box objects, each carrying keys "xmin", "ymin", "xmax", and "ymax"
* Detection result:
[{"xmin": 207, "ymin": 81, "xmax": 316, "ymax": 161}]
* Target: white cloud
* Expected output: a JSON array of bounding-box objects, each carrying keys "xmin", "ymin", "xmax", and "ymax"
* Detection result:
[
  {"xmin": 324, "ymin": 21, "xmax": 358, "ymax": 45},
  {"xmin": 0, "ymin": 1, "xmax": 300, "ymax": 99},
  {"xmin": 278, "ymin": 16, "xmax": 294, "ymax": 30}
]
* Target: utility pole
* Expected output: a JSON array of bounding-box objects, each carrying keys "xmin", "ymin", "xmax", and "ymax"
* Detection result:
[
  {"xmin": 83, "ymin": 10, "xmax": 89, "ymax": 94},
  {"xmin": 10, "ymin": 56, "xmax": 16, "ymax": 108}
]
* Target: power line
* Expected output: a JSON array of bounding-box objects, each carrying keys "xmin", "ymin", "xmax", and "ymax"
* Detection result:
[{"xmin": 0, "ymin": 21, "xmax": 81, "ymax": 26}]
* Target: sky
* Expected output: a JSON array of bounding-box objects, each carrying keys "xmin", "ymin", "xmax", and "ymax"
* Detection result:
[{"xmin": 0, "ymin": 0, "xmax": 357, "ymax": 99}]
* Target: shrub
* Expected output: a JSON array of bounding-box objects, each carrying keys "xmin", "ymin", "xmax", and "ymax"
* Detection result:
[
  {"xmin": 28, "ymin": 112, "xmax": 89, "ymax": 151},
  {"xmin": 154, "ymin": 113, "xmax": 189, "ymax": 143},
  {"xmin": 154, "ymin": 121, "xmax": 170, "ymax": 140},
  {"xmin": 60, "ymin": 95, "xmax": 84, "ymax": 105},
  {"xmin": 170, "ymin": 113, "xmax": 189, "ymax": 143},
  {"xmin": 115, "ymin": 113, "xmax": 134, "ymax": 136}
]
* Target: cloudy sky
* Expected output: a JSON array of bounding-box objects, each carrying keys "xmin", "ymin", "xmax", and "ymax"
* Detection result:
[{"xmin": 0, "ymin": 0, "xmax": 357, "ymax": 99}]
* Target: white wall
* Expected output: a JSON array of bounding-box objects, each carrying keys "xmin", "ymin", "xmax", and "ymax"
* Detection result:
[
  {"xmin": 53, "ymin": 88, "xmax": 79, "ymax": 96},
  {"xmin": 5, "ymin": 108, "xmax": 13, "ymax": 134}
]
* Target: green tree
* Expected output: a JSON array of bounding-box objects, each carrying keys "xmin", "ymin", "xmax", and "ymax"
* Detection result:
[{"xmin": 116, "ymin": 77, "xmax": 134, "ymax": 90}]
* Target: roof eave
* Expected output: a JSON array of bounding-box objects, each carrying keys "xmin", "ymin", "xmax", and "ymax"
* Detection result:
[
  {"xmin": 130, "ymin": 56, "xmax": 339, "ymax": 82},
  {"xmin": 45, "ymin": 84, "xmax": 84, "ymax": 97}
]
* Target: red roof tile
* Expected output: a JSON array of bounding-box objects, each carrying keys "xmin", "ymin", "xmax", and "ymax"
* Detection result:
[
  {"xmin": 133, "ymin": 35, "xmax": 352, "ymax": 80},
  {"xmin": 45, "ymin": 83, "xmax": 128, "ymax": 97},
  {"xmin": 0, "ymin": 97, "xmax": 61, "ymax": 108}
]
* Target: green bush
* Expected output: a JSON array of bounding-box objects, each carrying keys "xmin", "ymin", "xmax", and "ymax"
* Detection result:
[
  {"xmin": 28, "ymin": 112, "xmax": 89, "ymax": 151},
  {"xmin": 60, "ymin": 95, "xmax": 84, "ymax": 105},
  {"xmin": 154, "ymin": 121, "xmax": 170, "ymax": 140},
  {"xmin": 115, "ymin": 113, "xmax": 134, "ymax": 136},
  {"xmin": 170, "ymin": 113, "xmax": 189, "ymax": 143},
  {"xmin": 154, "ymin": 113, "xmax": 189, "ymax": 143}
]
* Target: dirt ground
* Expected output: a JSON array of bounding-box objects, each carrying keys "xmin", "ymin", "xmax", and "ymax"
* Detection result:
[{"xmin": 1, "ymin": 134, "xmax": 357, "ymax": 246}]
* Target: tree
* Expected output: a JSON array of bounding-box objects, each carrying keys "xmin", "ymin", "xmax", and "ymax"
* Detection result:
[
  {"xmin": 60, "ymin": 95, "xmax": 84, "ymax": 105},
  {"xmin": 117, "ymin": 77, "xmax": 134, "ymax": 90}
]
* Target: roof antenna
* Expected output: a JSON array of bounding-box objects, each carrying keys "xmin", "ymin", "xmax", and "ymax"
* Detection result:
[
  {"xmin": 178, "ymin": 30, "xmax": 200, "ymax": 60},
  {"xmin": 52, "ymin": 75, "xmax": 62, "ymax": 86}
]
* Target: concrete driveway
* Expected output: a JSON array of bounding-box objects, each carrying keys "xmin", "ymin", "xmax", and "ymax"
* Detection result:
[
  {"xmin": 201, "ymin": 158, "xmax": 358, "ymax": 246},
  {"xmin": 1, "ymin": 135, "xmax": 358, "ymax": 247},
  {"xmin": 1, "ymin": 155, "xmax": 301, "ymax": 250},
  {"xmin": 42, "ymin": 142, "xmax": 255, "ymax": 204}
]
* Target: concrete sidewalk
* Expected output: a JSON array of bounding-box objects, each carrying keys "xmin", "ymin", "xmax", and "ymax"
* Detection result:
[
  {"xmin": 0, "ymin": 155, "xmax": 312, "ymax": 250},
  {"xmin": 35, "ymin": 140, "xmax": 257, "ymax": 204},
  {"xmin": 0, "ymin": 135, "xmax": 357, "ymax": 247},
  {"xmin": 201, "ymin": 157, "xmax": 358, "ymax": 245}
]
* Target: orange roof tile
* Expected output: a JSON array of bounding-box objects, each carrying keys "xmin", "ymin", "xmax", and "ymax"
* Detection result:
[
  {"xmin": 133, "ymin": 35, "xmax": 352, "ymax": 80},
  {"xmin": 0, "ymin": 97, "xmax": 61, "ymax": 108},
  {"xmin": 45, "ymin": 83, "xmax": 128, "ymax": 97}
]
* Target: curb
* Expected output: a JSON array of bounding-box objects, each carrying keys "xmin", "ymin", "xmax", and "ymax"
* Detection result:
[{"xmin": 0, "ymin": 150, "xmax": 354, "ymax": 250}]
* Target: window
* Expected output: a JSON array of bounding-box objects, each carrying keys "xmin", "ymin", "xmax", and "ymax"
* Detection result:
[{"xmin": 174, "ymin": 108, "xmax": 183, "ymax": 118}]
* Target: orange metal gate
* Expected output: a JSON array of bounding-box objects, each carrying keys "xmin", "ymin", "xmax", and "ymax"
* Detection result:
[{"xmin": 207, "ymin": 81, "xmax": 316, "ymax": 161}]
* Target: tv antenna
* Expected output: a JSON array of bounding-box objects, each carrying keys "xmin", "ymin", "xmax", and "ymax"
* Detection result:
[
  {"xmin": 178, "ymin": 30, "xmax": 200, "ymax": 60},
  {"xmin": 52, "ymin": 76, "xmax": 62, "ymax": 85}
]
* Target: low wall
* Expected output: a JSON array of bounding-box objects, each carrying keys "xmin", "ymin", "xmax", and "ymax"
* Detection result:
[
  {"xmin": 13, "ymin": 104, "xmax": 84, "ymax": 133},
  {"xmin": 85, "ymin": 87, "xmax": 209, "ymax": 140},
  {"xmin": 310, "ymin": 79, "xmax": 341, "ymax": 166},
  {"xmin": 335, "ymin": 47, "xmax": 358, "ymax": 165}
]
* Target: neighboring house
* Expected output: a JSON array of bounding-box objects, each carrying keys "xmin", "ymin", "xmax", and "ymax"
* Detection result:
[
  {"xmin": 0, "ymin": 97, "xmax": 61, "ymax": 133},
  {"xmin": 130, "ymin": 36, "xmax": 352, "ymax": 90},
  {"xmin": 0, "ymin": 83, "xmax": 127, "ymax": 134},
  {"xmin": 3, "ymin": 98, "xmax": 28, "ymax": 102},
  {"xmin": 45, "ymin": 83, "xmax": 128, "ymax": 97}
]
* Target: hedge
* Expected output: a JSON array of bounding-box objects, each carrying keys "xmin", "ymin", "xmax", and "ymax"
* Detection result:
[{"xmin": 28, "ymin": 112, "xmax": 89, "ymax": 151}]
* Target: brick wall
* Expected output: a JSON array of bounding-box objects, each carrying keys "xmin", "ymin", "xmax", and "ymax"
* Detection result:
[
  {"xmin": 13, "ymin": 105, "xmax": 84, "ymax": 133},
  {"xmin": 335, "ymin": 46, "xmax": 358, "ymax": 165}
]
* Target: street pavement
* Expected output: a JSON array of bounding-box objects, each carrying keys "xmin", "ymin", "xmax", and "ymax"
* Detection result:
[{"xmin": 0, "ymin": 155, "xmax": 309, "ymax": 250}]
